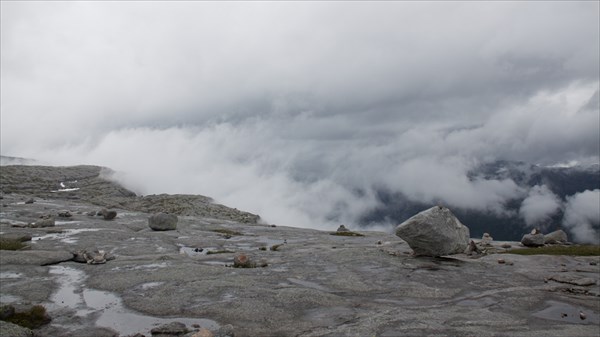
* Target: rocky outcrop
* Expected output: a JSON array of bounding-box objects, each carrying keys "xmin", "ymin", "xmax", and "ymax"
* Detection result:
[
  {"xmin": 395, "ymin": 206, "xmax": 470, "ymax": 256},
  {"xmin": 149, "ymin": 213, "xmax": 178, "ymax": 231},
  {"xmin": 0, "ymin": 250, "xmax": 74, "ymax": 265},
  {"xmin": 544, "ymin": 230, "xmax": 568, "ymax": 244},
  {"xmin": 0, "ymin": 165, "xmax": 261, "ymax": 224},
  {"xmin": 521, "ymin": 233, "xmax": 545, "ymax": 247}
]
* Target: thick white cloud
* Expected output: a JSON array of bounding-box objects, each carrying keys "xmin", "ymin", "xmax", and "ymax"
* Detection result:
[
  {"xmin": 562, "ymin": 190, "xmax": 600, "ymax": 244},
  {"xmin": 1, "ymin": 2, "xmax": 598, "ymax": 229},
  {"xmin": 519, "ymin": 185, "xmax": 562, "ymax": 227}
]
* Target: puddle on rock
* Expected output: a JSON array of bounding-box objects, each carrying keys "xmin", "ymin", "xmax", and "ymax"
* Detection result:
[
  {"xmin": 49, "ymin": 266, "xmax": 219, "ymax": 335},
  {"xmin": 32, "ymin": 228, "xmax": 102, "ymax": 244},
  {"xmin": 533, "ymin": 300, "xmax": 599, "ymax": 325},
  {"xmin": 0, "ymin": 272, "xmax": 23, "ymax": 279}
]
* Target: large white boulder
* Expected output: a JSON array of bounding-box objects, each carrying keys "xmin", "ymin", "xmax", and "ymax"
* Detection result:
[{"xmin": 395, "ymin": 206, "xmax": 470, "ymax": 257}]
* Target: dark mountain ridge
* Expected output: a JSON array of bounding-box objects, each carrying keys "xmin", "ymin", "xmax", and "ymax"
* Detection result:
[{"xmin": 360, "ymin": 160, "xmax": 600, "ymax": 241}]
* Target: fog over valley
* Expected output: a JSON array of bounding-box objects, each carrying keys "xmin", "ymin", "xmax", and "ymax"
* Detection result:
[{"xmin": 1, "ymin": 2, "xmax": 599, "ymax": 241}]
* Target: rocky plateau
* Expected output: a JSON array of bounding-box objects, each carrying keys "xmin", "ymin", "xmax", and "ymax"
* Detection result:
[{"xmin": 0, "ymin": 164, "xmax": 599, "ymax": 336}]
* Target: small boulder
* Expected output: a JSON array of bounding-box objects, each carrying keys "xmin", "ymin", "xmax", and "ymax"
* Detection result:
[
  {"xmin": 465, "ymin": 240, "xmax": 481, "ymax": 255},
  {"xmin": 233, "ymin": 254, "xmax": 256, "ymax": 268},
  {"xmin": 31, "ymin": 216, "xmax": 55, "ymax": 228},
  {"xmin": 87, "ymin": 211, "xmax": 97, "ymax": 216},
  {"xmin": 24, "ymin": 198, "xmax": 35, "ymax": 204},
  {"xmin": 148, "ymin": 213, "xmax": 178, "ymax": 231},
  {"xmin": 189, "ymin": 328, "xmax": 214, "ymax": 337},
  {"xmin": 72, "ymin": 249, "xmax": 113, "ymax": 264},
  {"xmin": 544, "ymin": 230, "xmax": 568, "ymax": 244},
  {"xmin": 395, "ymin": 206, "xmax": 470, "ymax": 257},
  {"xmin": 57, "ymin": 210, "xmax": 72, "ymax": 218},
  {"xmin": 215, "ymin": 324, "xmax": 235, "ymax": 337},
  {"xmin": 481, "ymin": 233, "xmax": 493, "ymax": 246},
  {"xmin": 521, "ymin": 233, "xmax": 545, "ymax": 247},
  {"xmin": 150, "ymin": 321, "xmax": 188, "ymax": 336},
  {"xmin": 336, "ymin": 225, "xmax": 350, "ymax": 232},
  {"xmin": 102, "ymin": 209, "xmax": 117, "ymax": 220}
]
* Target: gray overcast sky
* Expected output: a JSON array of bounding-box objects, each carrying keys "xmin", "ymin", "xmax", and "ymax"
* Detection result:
[{"xmin": 1, "ymin": 1, "xmax": 599, "ymax": 229}]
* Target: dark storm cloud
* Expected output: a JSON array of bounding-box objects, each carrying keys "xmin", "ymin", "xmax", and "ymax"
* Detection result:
[{"xmin": 1, "ymin": 1, "xmax": 598, "ymax": 228}]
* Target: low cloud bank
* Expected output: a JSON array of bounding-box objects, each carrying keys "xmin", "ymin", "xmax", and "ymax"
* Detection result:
[
  {"xmin": 519, "ymin": 185, "xmax": 562, "ymax": 227},
  {"xmin": 15, "ymin": 83, "xmax": 597, "ymax": 233},
  {"xmin": 562, "ymin": 190, "xmax": 600, "ymax": 244}
]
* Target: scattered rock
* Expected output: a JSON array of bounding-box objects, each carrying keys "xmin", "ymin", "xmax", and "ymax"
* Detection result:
[
  {"xmin": 497, "ymin": 258, "xmax": 505, "ymax": 264},
  {"xmin": 549, "ymin": 274, "xmax": 597, "ymax": 286},
  {"xmin": 521, "ymin": 233, "xmax": 545, "ymax": 247},
  {"xmin": 24, "ymin": 198, "xmax": 35, "ymax": 204},
  {"xmin": 188, "ymin": 328, "xmax": 214, "ymax": 337},
  {"xmin": 233, "ymin": 254, "xmax": 256, "ymax": 268},
  {"xmin": 102, "ymin": 209, "xmax": 117, "ymax": 220},
  {"xmin": 580, "ymin": 311, "xmax": 587, "ymax": 320},
  {"xmin": 465, "ymin": 240, "xmax": 481, "ymax": 255},
  {"xmin": 57, "ymin": 210, "xmax": 72, "ymax": 218},
  {"xmin": 148, "ymin": 212, "xmax": 178, "ymax": 231},
  {"xmin": 87, "ymin": 211, "xmax": 97, "ymax": 216},
  {"xmin": 531, "ymin": 228, "xmax": 541, "ymax": 235},
  {"xmin": 336, "ymin": 225, "xmax": 350, "ymax": 232},
  {"xmin": 96, "ymin": 209, "xmax": 105, "ymax": 216},
  {"xmin": 215, "ymin": 324, "xmax": 235, "ymax": 337},
  {"xmin": 395, "ymin": 206, "xmax": 470, "ymax": 257},
  {"xmin": 544, "ymin": 230, "xmax": 568, "ymax": 244},
  {"xmin": 72, "ymin": 249, "xmax": 113, "ymax": 264},
  {"xmin": 150, "ymin": 321, "xmax": 189, "ymax": 336},
  {"xmin": 481, "ymin": 233, "xmax": 493, "ymax": 246},
  {"xmin": 31, "ymin": 215, "xmax": 55, "ymax": 228},
  {"xmin": 500, "ymin": 243, "xmax": 512, "ymax": 249}
]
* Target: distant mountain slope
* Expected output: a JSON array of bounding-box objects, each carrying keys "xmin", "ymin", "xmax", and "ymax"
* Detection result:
[
  {"xmin": 0, "ymin": 164, "xmax": 260, "ymax": 223},
  {"xmin": 359, "ymin": 161, "xmax": 600, "ymax": 241}
]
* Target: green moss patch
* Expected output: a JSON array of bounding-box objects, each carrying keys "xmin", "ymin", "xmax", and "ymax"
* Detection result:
[
  {"xmin": 505, "ymin": 245, "xmax": 600, "ymax": 256},
  {"xmin": 210, "ymin": 229, "xmax": 243, "ymax": 236},
  {"xmin": 0, "ymin": 238, "xmax": 27, "ymax": 250},
  {"xmin": 206, "ymin": 249, "xmax": 235, "ymax": 255},
  {"xmin": 4, "ymin": 305, "xmax": 51, "ymax": 329},
  {"xmin": 329, "ymin": 231, "xmax": 365, "ymax": 237}
]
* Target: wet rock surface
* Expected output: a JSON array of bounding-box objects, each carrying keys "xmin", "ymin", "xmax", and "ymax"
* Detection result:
[{"xmin": 1, "ymin": 165, "xmax": 599, "ymax": 337}]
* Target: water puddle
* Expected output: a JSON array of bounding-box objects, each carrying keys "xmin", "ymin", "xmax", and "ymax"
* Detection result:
[
  {"xmin": 532, "ymin": 300, "xmax": 599, "ymax": 325},
  {"xmin": 32, "ymin": 228, "xmax": 101, "ymax": 244},
  {"xmin": 0, "ymin": 272, "xmax": 23, "ymax": 279},
  {"xmin": 49, "ymin": 265, "xmax": 219, "ymax": 335}
]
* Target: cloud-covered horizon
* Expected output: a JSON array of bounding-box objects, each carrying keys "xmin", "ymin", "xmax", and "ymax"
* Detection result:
[{"xmin": 1, "ymin": 2, "xmax": 599, "ymax": 232}]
